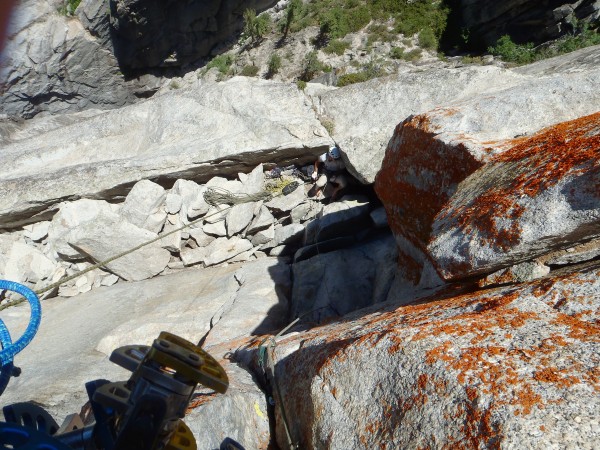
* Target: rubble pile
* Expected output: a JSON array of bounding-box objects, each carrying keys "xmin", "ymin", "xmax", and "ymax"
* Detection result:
[{"xmin": 0, "ymin": 163, "xmax": 385, "ymax": 301}]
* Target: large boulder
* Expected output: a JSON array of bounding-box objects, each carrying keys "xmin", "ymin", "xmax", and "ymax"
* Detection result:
[
  {"xmin": 250, "ymin": 261, "xmax": 600, "ymax": 449},
  {"xmin": 0, "ymin": 77, "xmax": 330, "ymax": 229},
  {"xmin": 375, "ymin": 62, "xmax": 600, "ymax": 291}
]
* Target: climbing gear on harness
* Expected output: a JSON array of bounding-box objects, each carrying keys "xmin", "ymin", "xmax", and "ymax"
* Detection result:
[{"xmin": 0, "ymin": 331, "xmax": 229, "ymax": 450}]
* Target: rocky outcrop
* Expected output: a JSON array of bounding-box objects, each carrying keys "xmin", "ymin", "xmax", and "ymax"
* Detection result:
[
  {"xmin": 0, "ymin": 0, "xmax": 279, "ymax": 118},
  {"xmin": 317, "ymin": 45, "xmax": 600, "ymax": 185},
  {"xmin": 374, "ymin": 60, "xmax": 600, "ymax": 297},
  {"xmin": 0, "ymin": 77, "xmax": 330, "ymax": 229},
  {"xmin": 249, "ymin": 260, "xmax": 600, "ymax": 449},
  {"xmin": 450, "ymin": 0, "xmax": 600, "ymax": 48},
  {"xmin": 0, "ymin": 0, "xmax": 149, "ymax": 119},
  {"xmin": 1, "ymin": 40, "xmax": 600, "ymax": 450},
  {"xmin": 0, "ymin": 258, "xmax": 285, "ymax": 449},
  {"xmin": 1, "ymin": 162, "xmax": 389, "ymax": 304},
  {"xmin": 109, "ymin": 0, "xmax": 278, "ymax": 70}
]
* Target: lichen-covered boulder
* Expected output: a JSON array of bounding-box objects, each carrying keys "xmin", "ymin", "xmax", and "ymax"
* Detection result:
[
  {"xmin": 256, "ymin": 262, "xmax": 600, "ymax": 449},
  {"xmin": 375, "ymin": 68, "xmax": 600, "ymax": 287}
]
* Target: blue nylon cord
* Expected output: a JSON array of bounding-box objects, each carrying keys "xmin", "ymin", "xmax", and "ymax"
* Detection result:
[
  {"xmin": 0, "ymin": 280, "xmax": 41, "ymax": 367},
  {"xmin": 0, "ymin": 319, "xmax": 14, "ymax": 395}
]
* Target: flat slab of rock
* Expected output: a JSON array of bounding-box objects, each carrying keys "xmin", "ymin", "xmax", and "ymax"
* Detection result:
[
  {"xmin": 0, "ymin": 257, "xmax": 286, "ymax": 450},
  {"xmin": 0, "ymin": 77, "xmax": 330, "ymax": 229},
  {"xmin": 66, "ymin": 209, "xmax": 171, "ymax": 281}
]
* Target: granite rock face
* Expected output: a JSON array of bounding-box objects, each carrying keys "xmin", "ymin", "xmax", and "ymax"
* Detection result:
[
  {"xmin": 0, "ymin": 77, "xmax": 330, "ymax": 229},
  {"xmin": 252, "ymin": 262, "xmax": 600, "ymax": 449},
  {"xmin": 0, "ymin": 0, "xmax": 143, "ymax": 119}
]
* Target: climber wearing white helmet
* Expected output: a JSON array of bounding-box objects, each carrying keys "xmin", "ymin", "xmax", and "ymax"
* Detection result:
[{"xmin": 310, "ymin": 145, "xmax": 347, "ymax": 201}]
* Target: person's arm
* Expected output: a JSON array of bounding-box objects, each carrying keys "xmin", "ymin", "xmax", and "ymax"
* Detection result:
[{"xmin": 312, "ymin": 159, "xmax": 322, "ymax": 180}]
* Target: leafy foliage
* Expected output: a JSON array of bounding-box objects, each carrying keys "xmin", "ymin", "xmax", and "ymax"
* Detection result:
[
  {"xmin": 324, "ymin": 39, "xmax": 351, "ymax": 55},
  {"xmin": 418, "ymin": 27, "xmax": 437, "ymax": 50},
  {"xmin": 206, "ymin": 54, "xmax": 234, "ymax": 74},
  {"xmin": 337, "ymin": 58, "xmax": 386, "ymax": 86},
  {"xmin": 58, "ymin": 0, "xmax": 82, "ymax": 16},
  {"xmin": 388, "ymin": 0, "xmax": 449, "ymax": 40},
  {"xmin": 243, "ymin": 9, "xmax": 272, "ymax": 44},
  {"xmin": 301, "ymin": 50, "xmax": 330, "ymax": 81},
  {"xmin": 488, "ymin": 24, "xmax": 600, "ymax": 66},
  {"xmin": 319, "ymin": 5, "xmax": 371, "ymax": 40},
  {"xmin": 389, "ymin": 46, "xmax": 405, "ymax": 59},
  {"xmin": 487, "ymin": 35, "xmax": 535, "ymax": 65},
  {"xmin": 267, "ymin": 53, "xmax": 282, "ymax": 77},
  {"xmin": 241, "ymin": 64, "xmax": 260, "ymax": 77}
]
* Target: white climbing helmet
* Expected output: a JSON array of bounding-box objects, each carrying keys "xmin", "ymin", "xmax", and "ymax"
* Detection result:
[{"xmin": 328, "ymin": 145, "xmax": 341, "ymax": 159}]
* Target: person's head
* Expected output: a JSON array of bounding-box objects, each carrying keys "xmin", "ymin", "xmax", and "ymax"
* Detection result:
[{"xmin": 328, "ymin": 145, "xmax": 341, "ymax": 160}]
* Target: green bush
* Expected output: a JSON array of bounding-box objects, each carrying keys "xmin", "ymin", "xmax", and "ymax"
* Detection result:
[
  {"xmin": 488, "ymin": 35, "xmax": 535, "ymax": 65},
  {"xmin": 324, "ymin": 39, "xmax": 350, "ymax": 55},
  {"xmin": 337, "ymin": 72, "xmax": 371, "ymax": 87},
  {"xmin": 460, "ymin": 55, "xmax": 483, "ymax": 65},
  {"xmin": 206, "ymin": 54, "xmax": 234, "ymax": 74},
  {"xmin": 366, "ymin": 24, "xmax": 396, "ymax": 48},
  {"xmin": 301, "ymin": 50, "xmax": 329, "ymax": 81},
  {"xmin": 337, "ymin": 58, "xmax": 386, "ymax": 86},
  {"xmin": 319, "ymin": 4, "xmax": 370, "ymax": 40},
  {"xmin": 418, "ymin": 27, "xmax": 437, "ymax": 50},
  {"xmin": 391, "ymin": 0, "xmax": 449, "ymax": 40},
  {"xmin": 267, "ymin": 54, "xmax": 282, "ymax": 75},
  {"xmin": 243, "ymin": 9, "xmax": 272, "ymax": 43},
  {"xmin": 389, "ymin": 46, "xmax": 405, "ymax": 59},
  {"xmin": 489, "ymin": 26, "xmax": 600, "ymax": 66},
  {"xmin": 404, "ymin": 48, "xmax": 422, "ymax": 61},
  {"xmin": 281, "ymin": 0, "xmax": 303, "ymax": 36},
  {"xmin": 241, "ymin": 64, "xmax": 260, "ymax": 77},
  {"xmin": 58, "ymin": 0, "xmax": 81, "ymax": 15},
  {"xmin": 297, "ymin": 80, "xmax": 307, "ymax": 90}
]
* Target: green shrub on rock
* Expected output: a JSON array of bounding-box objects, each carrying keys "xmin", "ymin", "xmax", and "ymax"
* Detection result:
[
  {"xmin": 241, "ymin": 65, "xmax": 260, "ymax": 77},
  {"xmin": 206, "ymin": 54, "xmax": 234, "ymax": 75}
]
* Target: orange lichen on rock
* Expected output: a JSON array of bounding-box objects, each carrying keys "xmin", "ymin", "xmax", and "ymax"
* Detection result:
[
  {"xmin": 495, "ymin": 112, "xmax": 600, "ymax": 196},
  {"xmin": 375, "ymin": 115, "xmax": 483, "ymax": 248},
  {"xmin": 270, "ymin": 263, "xmax": 600, "ymax": 448},
  {"xmin": 533, "ymin": 367, "xmax": 581, "ymax": 388},
  {"xmin": 440, "ymin": 112, "xmax": 600, "ymax": 254}
]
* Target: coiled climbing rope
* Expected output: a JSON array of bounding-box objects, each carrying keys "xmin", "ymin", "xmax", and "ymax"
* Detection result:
[{"xmin": 0, "ymin": 280, "xmax": 41, "ymax": 396}]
